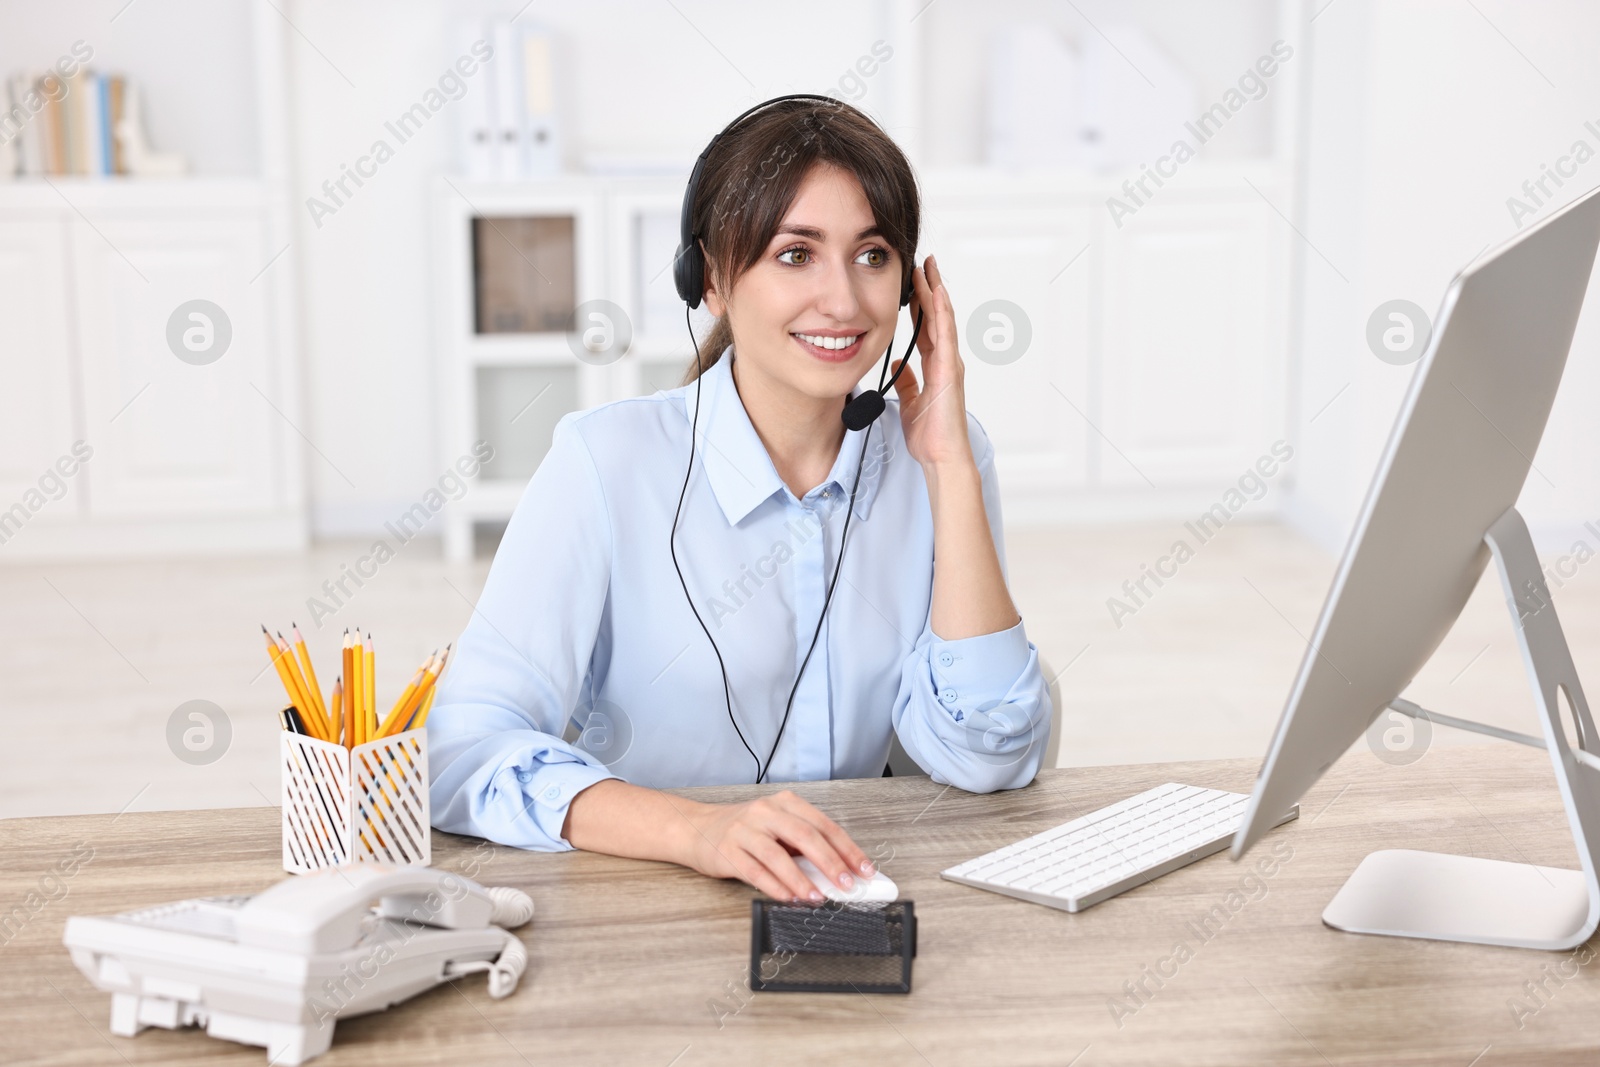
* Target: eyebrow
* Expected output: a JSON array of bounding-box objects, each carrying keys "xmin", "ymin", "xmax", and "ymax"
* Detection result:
[{"xmin": 774, "ymin": 224, "xmax": 884, "ymax": 242}]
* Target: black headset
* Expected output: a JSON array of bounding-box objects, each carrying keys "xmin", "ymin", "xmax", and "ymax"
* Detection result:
[{"xmin": 668, "ymin": 93, "xmax": 924, "ymax": 783}]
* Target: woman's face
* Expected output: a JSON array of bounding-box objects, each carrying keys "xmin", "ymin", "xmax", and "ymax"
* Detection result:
[{"xmin": 704, "ymin": 162, "xmax": 904, "ymax": 405}]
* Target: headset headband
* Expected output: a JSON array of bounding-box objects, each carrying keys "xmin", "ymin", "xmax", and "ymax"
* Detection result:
[{"xmin": 672, "ymin": 94, "xmax": 912, "ymax": 311}]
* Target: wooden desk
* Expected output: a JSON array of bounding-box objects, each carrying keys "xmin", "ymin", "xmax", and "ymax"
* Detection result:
[{"xmin": 5, "ymin": 745, "xmax": 1598, "ymax": 1066}]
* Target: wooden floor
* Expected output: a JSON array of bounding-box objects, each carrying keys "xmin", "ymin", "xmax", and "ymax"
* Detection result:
[{"xmin": 5, "ymin": 516, "xmax": 1595, "ymax": 819}]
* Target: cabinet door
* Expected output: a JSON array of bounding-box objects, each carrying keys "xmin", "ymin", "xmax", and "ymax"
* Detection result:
[
  {"xmin": 71, "ymin": 211, "xmax": 282, "ymax": 516},
  {"xmin": 0, "ymin": 216, "xmax": 81, "ymax": 523},
  {"xmin": 1099, "ymin": 197, "xmax": 1286, "ymax": 485},
  {"xmin": 921, "ymin": 197, "xmax": 1094, "ymax": 493}
]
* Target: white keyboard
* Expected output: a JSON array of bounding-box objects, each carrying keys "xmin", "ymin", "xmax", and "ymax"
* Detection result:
[{"xmin": 940, "ymin": 783, "xmax": 1298, "ymax": 913}]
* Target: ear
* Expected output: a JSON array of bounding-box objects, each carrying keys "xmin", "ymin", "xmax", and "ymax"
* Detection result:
[{"xmin": 701, "ymin": 244, "xmax": 726, "ymax": 317}]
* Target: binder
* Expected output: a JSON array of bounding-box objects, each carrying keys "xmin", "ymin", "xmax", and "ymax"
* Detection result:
[
  {"xmin": 491, "ymin": 18, "xmax": 522, "ymax": 179},
  {"xmin": 520, "ymin": 26, "xmax": 560, "ymax": 177},
  {"xmin": 458, "ymin": 18, "xmax": 497, "ymax": 178}
]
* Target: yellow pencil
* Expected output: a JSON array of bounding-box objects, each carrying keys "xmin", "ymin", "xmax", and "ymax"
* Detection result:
[
  {"xmin": 411, "ymin": 645, "xmax": 451, "ymax": 730},
  {"xmin": 351, "ymin": 630, "xmax": 365, "ymax": 746},
  {"xmin": 377, "ymin": 652, "xmax": 433, "ymax": 738},
  {"xmin": 341, "ymin": 630, "xmax": 355, "ymax": 752},
  {"xmin": 265, "ymin": 627, "xmax": 324, "ymax": 741},
  {"xmin": 364, "ymin": 633, "xmax": 377, "ymax": 743},
  {"xmin": 399, "ymin": 644, "xmax": 450, "ymax": 732},
  {"xmin": 277, "ymin": 630, "xmax": 331, "ymax": 742},
  {"xmin": 329, "ymin": 676, "xmax": 343, "ymax": 746},
  {"xmin": 413, "ymin": 684, "xmax": 439, "ymax": 729},
  {"xmin": 291, "ymin": 623, "xmax": 327, "ymax": 726}
]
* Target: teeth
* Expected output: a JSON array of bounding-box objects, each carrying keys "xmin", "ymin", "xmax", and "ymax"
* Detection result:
[{"xmin": 795, "ymin": 333, "xmax": 861, "ymax": 351}]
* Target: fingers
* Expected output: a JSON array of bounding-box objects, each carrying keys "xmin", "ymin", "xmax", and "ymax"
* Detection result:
[
  {"xmin": 890, "ymin": 356, "xmax": 919, "ymax": 405},
  {"xmin": 741, "ymin": 832, "xmax": 825, "ymax": 902},
  {"xmin": 709, "ymin": 792, "xmax": 878, "ymax": 903},
  {"xmin": 735, "ymin": 838, "xmax": 815, "ymax": 902},
  {"xmin": 911, "ymin": 262, "xmax": 938, "ymax": 357},
  {"xmin": 769, "ymin": 791, "xmax": 876, "ymax": 884}
]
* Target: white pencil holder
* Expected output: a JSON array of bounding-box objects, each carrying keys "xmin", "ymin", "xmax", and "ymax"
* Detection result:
[{"xmin": 278, "ymin": 729, "xmax": 431, "ymax": 874}]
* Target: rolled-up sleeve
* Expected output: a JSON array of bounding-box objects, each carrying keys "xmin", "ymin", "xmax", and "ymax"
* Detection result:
[
  {"xmin": 889, "ymin": 414, "xmax": 1053, "ymax": 793},
  {"xmin": 427, "ymin": 413, "xmax": 622, "ymax": 851}
]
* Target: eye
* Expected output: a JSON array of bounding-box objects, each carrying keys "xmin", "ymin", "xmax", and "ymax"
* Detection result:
[
  {"xmin": 857, "ymin": 246, "xmax": 890, "ymax": 267},
  {"xmin": 777, "ymin": 244, "xmax": 810, "ymax": 266}
]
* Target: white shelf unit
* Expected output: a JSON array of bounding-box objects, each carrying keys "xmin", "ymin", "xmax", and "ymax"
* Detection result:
[
  {"xmin": 0, "ymin": 1, "xmax": 305, "ymax": 559},
  {"xmin": 432, "ymin": 175, "xmax": 715, "ymax": 562}
]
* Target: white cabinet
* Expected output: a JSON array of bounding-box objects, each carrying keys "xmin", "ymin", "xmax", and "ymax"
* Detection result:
[
  {"xmin": 72, "ymin": 211, "xmax": 281, "ymax": 516},
  {"xmin": 1099, "ymin": 194, "xmax": 1286, "ymax": 486},
  {"xmin": 920, "ymin": 189, "xmax": 1095, "ymax": 496},
  {"xmin": 921, "ymin": 171, "xmax": 1291, "ymax": 521},
  {"xmin": 0, "ymin": 0, "xmax": 302, "ymax": 559},
  {"xmin": 0, "ymin": 216, "xmax": 79, "ymax": 517},
  {"xmin": 0, "ymin": 182, "xmax": 305, "ymax": 558}
]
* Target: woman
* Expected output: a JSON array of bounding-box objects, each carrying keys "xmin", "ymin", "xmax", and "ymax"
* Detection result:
[{"xmin": 427, "ymin": 97, "xmax": 1051, "ymax": 905}]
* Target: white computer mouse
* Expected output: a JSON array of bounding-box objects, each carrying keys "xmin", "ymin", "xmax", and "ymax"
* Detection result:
[{"xmin": 793, "ymin": 856, "xmax": 898, "ymax": 904}]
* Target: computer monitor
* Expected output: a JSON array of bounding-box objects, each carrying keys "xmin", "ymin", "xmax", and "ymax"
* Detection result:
[{"xmin": 1230, "ymin": 183, "xmax": 1600, "ymax": 949}]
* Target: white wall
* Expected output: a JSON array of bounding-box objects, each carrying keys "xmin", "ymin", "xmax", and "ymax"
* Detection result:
[{"xmin": 1288, "ymin": 0, "xmax": 1600, "ymax": 556}]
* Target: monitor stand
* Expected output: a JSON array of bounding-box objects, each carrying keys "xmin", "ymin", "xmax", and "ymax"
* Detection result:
[{"xmin": 1322, "ymin": 505, "xmax": 1600, "ymax": 950}]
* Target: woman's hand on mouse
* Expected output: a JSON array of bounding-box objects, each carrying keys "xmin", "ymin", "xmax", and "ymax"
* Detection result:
[
  {"xmin": 893, "ymin": 254, "xmax": 974, "ymax": 472},
  {"xmin": 679, "ymin": 790, "xmax": 876, "ymax": 901}
]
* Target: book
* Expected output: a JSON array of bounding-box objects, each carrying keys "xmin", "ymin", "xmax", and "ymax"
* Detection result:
[
  {"xmin": 82, "ymin": 71, "xmax": 105, "ymax": 175},
  {"xmin": 4, "ymin": 67, "xmax": 136, "ymax": 175},
  {"xmin": 40, "ymin": 74, "xmax": 65, "ymax": 175},
  {"xmin": 108, "ymin": 75, "xmax": 125, "ymax": 174}
]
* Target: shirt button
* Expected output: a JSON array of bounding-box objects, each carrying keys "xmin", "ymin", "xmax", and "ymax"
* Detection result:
[
  {"xmin": 940, "ymin": 687, "xmax": 958, "ymax": 703},
  {"xmin": 821, "ymin": 488, "xmax": 832, "ymax": 498},
  {"xmin": 544, "ymin": 785, "xmax": 560, "ymax": 800},
  {"xmin": 938, "ymin": 652, "xmax": 954, "ymax": 667},
  {"xmin": 515, "ymin": 769, "xmax": 532, "ymax": 784}
]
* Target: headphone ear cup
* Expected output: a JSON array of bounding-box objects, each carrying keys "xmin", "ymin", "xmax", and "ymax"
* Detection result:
[
  {"xmin": 900, "ymin": 266, "xmax": 913, "ymax": 308},
  {"xmin": 674, "ymin": 243, "xmax": 704, "ymax": 310}
]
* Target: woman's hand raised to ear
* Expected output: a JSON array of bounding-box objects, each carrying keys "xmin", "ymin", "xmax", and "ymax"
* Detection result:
[{"xmin": 893, "ymin": 254, "xmax": 974, "ymax": 472}]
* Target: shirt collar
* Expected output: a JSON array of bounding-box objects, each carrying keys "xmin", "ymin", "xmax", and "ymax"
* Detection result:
[{"xmin": 680, "ymin": 345, "xmax": 887, "ymax": 527}]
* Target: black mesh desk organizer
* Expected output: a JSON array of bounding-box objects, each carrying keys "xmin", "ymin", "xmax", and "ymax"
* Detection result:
[{"xmin": 749, "ymin": 899, "xmax": 916, "ymax": 993}]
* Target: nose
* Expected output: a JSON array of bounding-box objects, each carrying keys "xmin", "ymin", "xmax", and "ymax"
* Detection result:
[{"xmin": 814, "ymin": 253, "xmax": 864, "ymax": 323}]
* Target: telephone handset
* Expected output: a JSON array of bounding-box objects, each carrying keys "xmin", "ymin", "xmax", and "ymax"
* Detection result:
[
  {"xmin": 235, "ymin": 861, "xmax": 521, "ymax": 954},
  {"xmin": 64, "ymin": 864, "xmax": 536, "ymax": 1066}
]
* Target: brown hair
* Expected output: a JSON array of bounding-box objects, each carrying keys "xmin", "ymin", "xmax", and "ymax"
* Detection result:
[{"xmin": 680, "ymin": 98, "xmax": 920, "ymax": 384}]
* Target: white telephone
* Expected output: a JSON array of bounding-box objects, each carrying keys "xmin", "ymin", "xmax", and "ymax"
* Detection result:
[{"xmin": 63, "ymin": 864, "xmax": 535, "ymax": 1066}]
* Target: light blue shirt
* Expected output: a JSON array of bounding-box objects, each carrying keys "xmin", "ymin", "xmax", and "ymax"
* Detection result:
[{"xmin": 427, "ymin": 346, "xmax": 1052, "ymax": 851}]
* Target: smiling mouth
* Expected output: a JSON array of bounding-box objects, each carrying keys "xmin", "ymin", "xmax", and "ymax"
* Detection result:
[{"xmin": 791, "ymin": 332, "xmax": 865, "ymax": 361}]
